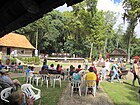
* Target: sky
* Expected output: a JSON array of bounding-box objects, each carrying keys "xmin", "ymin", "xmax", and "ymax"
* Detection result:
[{"xmin": 56, "ymin": 0, "xmax": 140, "ymax": 38}]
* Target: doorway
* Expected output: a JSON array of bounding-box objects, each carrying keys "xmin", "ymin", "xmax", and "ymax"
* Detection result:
[{"xmin": 7, "ymin": 48, "xmax": 11, "ymax": 55}]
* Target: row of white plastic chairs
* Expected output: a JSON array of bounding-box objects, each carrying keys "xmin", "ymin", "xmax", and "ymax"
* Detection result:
[
  {"xmin": 1, "ymin": 84, "xmax": 41, "ymax": 104},
  {"xmin": 26, "ymin": 73, "xmax": 62, "ymax": 88}
]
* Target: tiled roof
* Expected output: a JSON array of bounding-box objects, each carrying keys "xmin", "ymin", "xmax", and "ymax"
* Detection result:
[
  {"xmin": 0, "ymin": 33, "xmax": 35, "ymax": 49},
  {"xmin": 110, "ymin": 49, "xmax": 127, "ymax": 56}
]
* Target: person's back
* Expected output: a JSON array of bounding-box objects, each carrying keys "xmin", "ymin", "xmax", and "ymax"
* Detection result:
[
  {"xmin": 49, "ymin": 64, "xmax": 55, "ymax": 70},
  {"xmin": 26, "ymin": 66, "xmax": 34, "ymax": 77},
  {"xmin": 41, "ymin": 64, "xmax": 48, "ymax": 70},
  {"xmin": 86, "ymin": 67, "xmax": 96, "ymax": 81},
  {"xmin": 86, "ymin": 72, "xmax": 96, "ymax": 80},
  {"xmin": 0, "ymin": 77, "xmax": 11, "ymax": 89},
  {"xmin": 72, "ymin": 70, "xmax": 81, "ymax": 80},
  {"xmin": 112, "ymin": 63, "xmax": 118, "ymax": 72},
  {"xmin": 77, "ymin": 65, "xmax": 82, "ymax": 72}
]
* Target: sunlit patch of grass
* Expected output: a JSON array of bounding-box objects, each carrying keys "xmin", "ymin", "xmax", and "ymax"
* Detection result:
[{"xmin": 101, "ymin": 80, "xmax": 140, "ymax": 105}]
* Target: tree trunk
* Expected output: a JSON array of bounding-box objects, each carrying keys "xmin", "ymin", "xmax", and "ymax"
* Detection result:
[
  {"xmin": 89, "ymin": 43, "xmax": 93, "ymax": 59},
  {"xmin": 99, "ymin": 49, "xmax": 102, "ymax": 60},
  {"xmin": 104, "ymin": 38, "xmax": 107, "ymax": 59},
  {"xmin": 127, "ymin": 38, "xmax": 131, "ymax": 62}
]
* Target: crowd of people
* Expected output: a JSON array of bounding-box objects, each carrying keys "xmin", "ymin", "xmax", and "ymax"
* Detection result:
[
  {"xmin": 0, "ymin": 57, "xmax": 140, "ymax": 104},
  {"xmin": 67, "ymin": 58, "xmax": 140, "ymax": 96},
  {"xmin": 0, "ymin": 60, "xmax": 35, "ymax": 105},
  {"xmin": 0, "ymin": 60, "xmax": 24, "ymax": 73}
]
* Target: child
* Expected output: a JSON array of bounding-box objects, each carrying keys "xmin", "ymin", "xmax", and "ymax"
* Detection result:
[{"xmin": 99, "ymin": 65, "xmax": 106, "ymax": 81}]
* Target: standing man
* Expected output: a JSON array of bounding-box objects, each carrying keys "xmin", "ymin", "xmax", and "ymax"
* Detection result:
[
  {"xmin": 43, "ymin": 54, "xmax": 48, "ymax": 65},
  {"xmin": 84, "ymin": 58, "xmax": 88, "ymax": 70},
  {"xmin": 132, "ymin": 60, "xmax": 140, "ymax": 87}
]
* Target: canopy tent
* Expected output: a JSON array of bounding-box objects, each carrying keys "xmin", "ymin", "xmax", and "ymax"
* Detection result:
[{"xmin": 133, "ymin": 56, "xmax": 139, "ymax": 59}]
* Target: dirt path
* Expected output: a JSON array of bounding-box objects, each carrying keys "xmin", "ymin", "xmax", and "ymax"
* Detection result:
[{"xmin": 58, "ymin": 84, "xmax": 114, "ymax": 105}]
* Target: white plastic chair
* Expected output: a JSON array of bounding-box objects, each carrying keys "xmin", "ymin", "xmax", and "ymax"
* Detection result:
[
  {"xmin": 0, "ymin": 87, "xmax": 13, "ymax": 102},
  {"xmin": 52, "ymin": 74, "xmax": 61, "ymax": 88},
  {"xmin": 26, "ymin": 72, "xmax": 33, "ymax": 84},
  {"xmin": 71, "ymin": 80, "xmax": 81, "ymax": 96},
  {"xmin": 21, "ymin": 84, "xmax": 41, "ymax": 101},
  {"xmin": 85, "ymin": 80, "xmax": 96, "ymax": 96},
  {"xmin": 32, "ymin": 74, "xmax": 41, "ymax": 86},
  {"xmin": 41, "ymin": 74, "xmax": 49, "ymax": 88}
]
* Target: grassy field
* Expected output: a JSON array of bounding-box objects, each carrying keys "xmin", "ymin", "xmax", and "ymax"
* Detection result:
[
  {"xmin": 47, "ymin": 61, "xmax": 71, "ymax": 68},
  {"xmin": 101, "ymin": 80, "xmax": 140, "ymax": 105},
  {"xmin": 16, "ymin": 77, "xmax": 68, "ymax": 105}
]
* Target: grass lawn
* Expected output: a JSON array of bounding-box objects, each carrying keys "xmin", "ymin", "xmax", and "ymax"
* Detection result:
[
  {"xmin": 16, "ymin": 77, "xmax": 68, "ymax": 105},
  {"xmin": 101, "ymin": 80, "xmax": 140, "ymax": 105}
]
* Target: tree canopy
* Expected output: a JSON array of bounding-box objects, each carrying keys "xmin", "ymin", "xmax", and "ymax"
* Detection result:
[{"xmin": 15, "ymin": 0, "xmax": 140, "ymax": 59}]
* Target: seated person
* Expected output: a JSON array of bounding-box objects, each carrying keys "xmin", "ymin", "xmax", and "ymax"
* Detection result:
[
  {"xmin": 49, "ymin": 64, "xmax": 55, "ymax": 70},
  {"xmin": 86, "ymin": 67, "xmax": 96, "ymax": 80},
  {"xmin": 72, "ymin": 69, "xmax": 81, "ymax": 81},
  {"xmin": 70, "ymin": 65, "xmax": 75, "ymax": 76},
  {"xmin": 9, "ymin": 91, "xmax": 34, "ymax": 105},
  {"xmin": 56, "ymin": 64, "xmax": 65, "ymax": 79},
  {"xmin": 77, "ymin": 65, "xmax": 82, "ymax": 72},
  {"xmin": 17, "ymin": 63, "xmax": 24, "ymax": 72},
  {"xmin": 0, "ymin": 69, "xmax": 21, "ymax": 90},
  {"xmin": 56, "ymin": 64, "xmax": 63, "ymax": 73},
  {"xmin": 10, "ymin": 62, "xmax": 16, "ymax": 72},
  {"xmin": 40, "ymin": 65, "xmax": 48, "ymax": 74},
  {"xmin": 41, "ymin": 62, "xmax": 48, "ymax": 70},
  {"xmin": 72, "ymin": 69, "xmax": 81, "ymax": 91},
  {"xmin": 26, "ymin": 66, "xmax": 34, "ymax": 77},
  {"xmin": 85, "ymin": 67, "xmax": 96, "ymax": 87},
  {"xmin": 0, "ymin": 62, "xmax": 4, "ymax": 70},
  {"xmin": 0, "ymin": 76, "xmax": 11, "ymax": 89}
]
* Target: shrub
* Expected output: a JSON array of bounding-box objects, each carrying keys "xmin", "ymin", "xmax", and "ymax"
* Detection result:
[{"xmin": 10, "ymin": 58, "xmax": 16, "ymax": 63}]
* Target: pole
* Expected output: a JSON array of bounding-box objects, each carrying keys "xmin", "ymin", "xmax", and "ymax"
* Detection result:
[
  {"xmin": 35, "ymin": 28, "xmax": 38, "ymax": 56},
  {"xmin": 36, "ymin": 28, "xmax": 38, "ymax": 50}
]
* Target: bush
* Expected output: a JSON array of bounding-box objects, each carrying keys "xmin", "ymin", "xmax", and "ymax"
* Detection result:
[
  {"xmin": 10, "ymin": 58, "xmax": 16, "ymax": 63},
  {"xmin": 35, "ymin": 56, "xmax": 39, "ymax": 63}
]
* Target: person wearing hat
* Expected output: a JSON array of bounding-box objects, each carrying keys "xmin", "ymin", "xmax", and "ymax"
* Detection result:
[
  {"xmin": 0, "ymin": 69, "xmax": 21, "ymax": 90},
  {"xmin": 85, "ymin": 67, "xmax": 96, "ymax": 81},
  {"xmin": 85, "ymin": 67, "xmax": 97, "ymax": 91}
]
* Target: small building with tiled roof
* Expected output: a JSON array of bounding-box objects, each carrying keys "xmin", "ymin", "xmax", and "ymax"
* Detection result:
[
  {"xmin": 108, "ymin": 48, "xmax": 128, "ymax": 61},
  {"xmin": 0, "ymin": 33, "xmax": 35, "ymax": 57}
]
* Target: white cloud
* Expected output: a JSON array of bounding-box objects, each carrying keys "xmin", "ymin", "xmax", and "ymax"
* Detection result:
[
  {"xmin": 56, "ymin": 3, "xmax": 72, "ymax": 12},
  {"xmin": 97, "ymin": 0, "xmax": 124, "ymax": 13},
  {"xmin": 97, "ymin": 0, "xmax": 140, "ymax": 38}
]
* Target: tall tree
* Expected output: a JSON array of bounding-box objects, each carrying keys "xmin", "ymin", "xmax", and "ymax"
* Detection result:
[{"xmin": 123, "ymin": 0, "xmax": 140, "ymax": 61}]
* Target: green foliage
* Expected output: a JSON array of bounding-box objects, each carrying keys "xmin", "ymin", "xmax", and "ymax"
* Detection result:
[
  {"xmin": 34, "ymin": 56, "xmax": 40, "ymax": 63},
  {"xmin": 123, "ymin": 0, "xmax": 140, "ymax": 60},
  {"xmin": 18, "ymin": 57, "xmax": 40, "ymax": 65},
  {"xmin": 10, "ymin": 58, "xmax": 16, "ymax": 63},
  {"xmin": 14, "ymin": 0, "xmax": 140, "ymax": 58}
]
